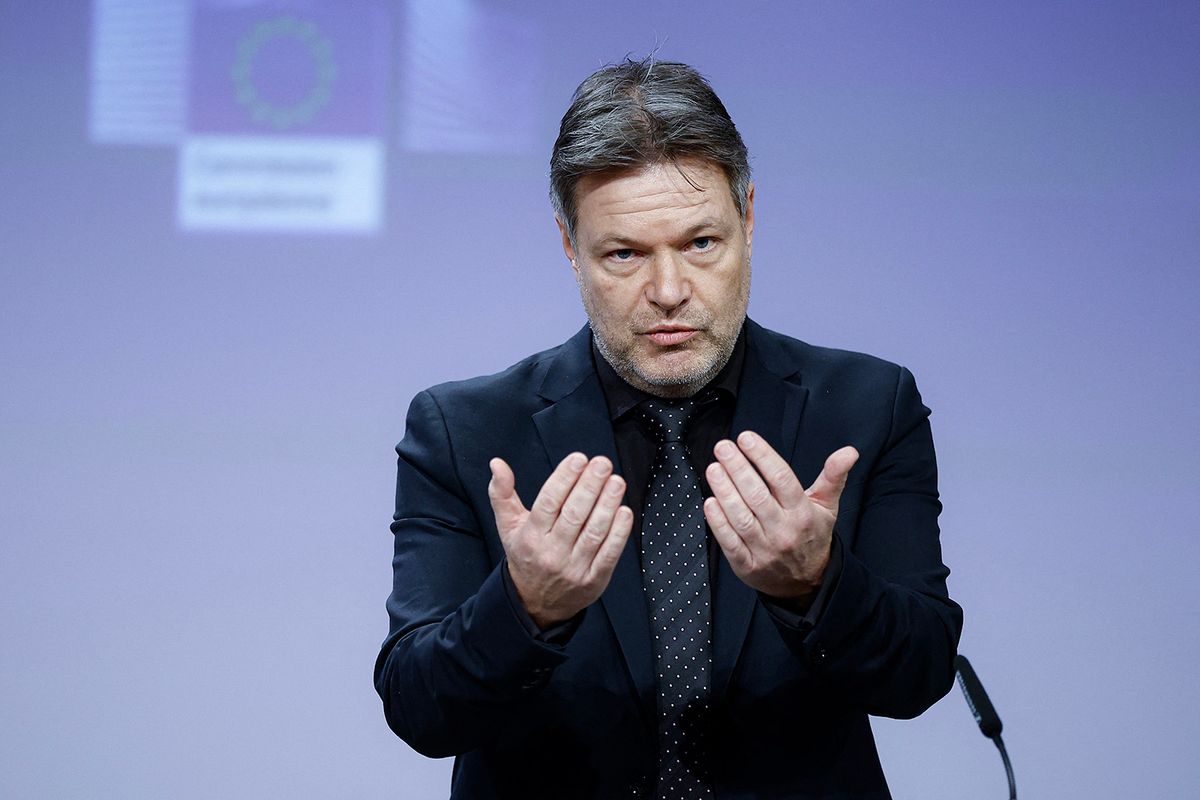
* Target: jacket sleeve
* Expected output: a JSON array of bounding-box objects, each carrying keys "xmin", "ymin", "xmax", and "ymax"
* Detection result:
[
  {"xmin": 788, "ymin": 366, "xmax": 963, "ymax": 719},
  {"xmin": 373, "ymin": 390, "xmax": 568, "ymax": 757}
]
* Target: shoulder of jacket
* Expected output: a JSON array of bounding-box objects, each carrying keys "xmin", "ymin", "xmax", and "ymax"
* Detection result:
[
  {"xmin": 751, "ymin": 323, "xmax": 905, "ymax": 383},
  {"xmin": 418, "ymin": 336, "xmax": 571, "ymax": 406}
]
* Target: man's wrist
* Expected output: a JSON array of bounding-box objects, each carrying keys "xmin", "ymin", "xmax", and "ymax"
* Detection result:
[{"xmin": 502, "ymin": 559, "xmax": 579, "ymax": 641}]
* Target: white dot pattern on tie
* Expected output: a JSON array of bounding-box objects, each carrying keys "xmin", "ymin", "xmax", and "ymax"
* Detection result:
[{"xmin": 637, "ymin": 398, "xmax": 714, "ymax": 798}]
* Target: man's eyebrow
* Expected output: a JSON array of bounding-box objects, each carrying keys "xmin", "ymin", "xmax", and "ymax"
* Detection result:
[
  {"xmin": 680, "ymin": 219, "xmax": 730, "ymax": 237},
  {"xmin": 591, "ymin": 234, "xmax": 639, "ymax": 249},
  {"xmin": 591, "ymin": 220, "xmax": 732, "ymax": 249}
]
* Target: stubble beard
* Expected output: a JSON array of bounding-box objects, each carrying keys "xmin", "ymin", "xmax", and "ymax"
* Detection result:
[{"xmin": 581, "ymin": 268, "xmax": 750, "ymax": 400}]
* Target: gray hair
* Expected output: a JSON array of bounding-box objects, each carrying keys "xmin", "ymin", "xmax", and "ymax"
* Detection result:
[{"xmin": 549, "ymin": 57, "xmax": 751, "ymax": 242}]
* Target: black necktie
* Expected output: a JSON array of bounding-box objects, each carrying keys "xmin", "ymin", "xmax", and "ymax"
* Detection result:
[{"xmin": 637, "ymin": 398, "xmax": 714, "ymax": 799}]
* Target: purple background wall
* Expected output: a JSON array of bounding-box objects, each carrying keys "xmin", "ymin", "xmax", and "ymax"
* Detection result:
[{"xmin": 2, "ymin": 1, "xmax": 1198, "ymax": 797}]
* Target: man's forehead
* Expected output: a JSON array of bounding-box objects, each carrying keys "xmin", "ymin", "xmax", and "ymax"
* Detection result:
[{"xmin": 574, "ymin": 159, "xmax": 737, "ymax": 235}]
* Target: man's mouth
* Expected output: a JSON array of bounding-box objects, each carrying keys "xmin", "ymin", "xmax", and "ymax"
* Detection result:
[{"xmin": 641, "ymin": 327, "xmax": 699, "ymax": 346}]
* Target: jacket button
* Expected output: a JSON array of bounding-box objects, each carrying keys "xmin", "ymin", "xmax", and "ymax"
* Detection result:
[{"xmin": 520, "ymin": 666, "xmax": 550, "ymax": 690}]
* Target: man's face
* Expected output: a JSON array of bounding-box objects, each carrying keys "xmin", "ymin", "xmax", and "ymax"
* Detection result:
[{"xmin": 558, "ymin": 159, "xmax": 754, "ymax": 399}]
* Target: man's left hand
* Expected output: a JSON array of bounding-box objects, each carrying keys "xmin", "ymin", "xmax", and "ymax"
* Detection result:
[{"xmin": 704, "ymin": 431, "xmax": 859, "ymax": 605}]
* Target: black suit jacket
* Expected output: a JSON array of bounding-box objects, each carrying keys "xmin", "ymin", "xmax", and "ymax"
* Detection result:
[{"xmin": 375, "ymin": 320, "xmax": 963, "ymax": 799}]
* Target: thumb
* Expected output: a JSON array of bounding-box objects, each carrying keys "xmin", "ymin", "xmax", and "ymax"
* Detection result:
[
  {"xmin": 806, "ymin": 446, "xmax": 859, "ymax": 511},
  {"xmin": 488, "ymin": 457, "xmax": 527, "ymax": 533}
]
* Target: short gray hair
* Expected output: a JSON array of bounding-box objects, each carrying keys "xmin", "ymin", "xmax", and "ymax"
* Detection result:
[{"xmin": 549, "ymin": 57, "xmax": 751, "ymax": 242}]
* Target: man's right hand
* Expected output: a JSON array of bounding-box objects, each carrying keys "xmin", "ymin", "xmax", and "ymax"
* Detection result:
[{"xmin": 488, "ymin": 453, "xmax": 633, "ymax": 630}]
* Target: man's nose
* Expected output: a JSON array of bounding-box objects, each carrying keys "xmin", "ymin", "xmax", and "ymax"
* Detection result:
[{"xmin": 645, "ymin": 255, "xmax": 690, "ymax": 312}]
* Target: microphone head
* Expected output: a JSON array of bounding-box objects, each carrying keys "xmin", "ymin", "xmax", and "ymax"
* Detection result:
[{"xmin": 955, "ymin": 654, "xmax": 1003, "ymax": 739}]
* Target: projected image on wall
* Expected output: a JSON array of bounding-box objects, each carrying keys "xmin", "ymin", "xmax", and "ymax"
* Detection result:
[
  {"xmin": 88, "ymin": 0, "xmax": 546, "ymax": 237},
  {"xmin": 178, "ymin": 1, "xmax": 391, "ymax": 233},
  {"xmin": 90, "ymin": 0, "xmax": 390, "ymax": 234}
]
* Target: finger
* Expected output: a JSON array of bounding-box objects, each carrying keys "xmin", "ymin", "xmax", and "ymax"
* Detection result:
[
  {"xmin": 706, "ymin": 459, "xmax": 769, "ymax": 546},
  {"xmin": 572, "ymin": 473, "xmax": 626, "ymax": 562},
  {"xmin": 527, "ymin": 452, "xmax": 589, "ymax": 531},
  {"xmin": 735, "ymin": 430, "xmax": 807, "ymax": 507},
  {"xmin": 806, "ymin": 446, "xmax": 860, "ymax": 511},
  {"xmin": 713, "ymin": 438, "xmax": 783, "ymax": 529},
  {"xmin": 587, "ymin": 505, "xmax": 634, "ymax": 583},
  {"xmin": 704, "ymin": 495, "xmax": 752, "ymax": 569},
  {"xmin": 488, "ymin": 458, "xmax": 527, "ymax": 535},
  {"xmin": 552, "ymin": 456, "xmax": 614, "ymax": 542}
]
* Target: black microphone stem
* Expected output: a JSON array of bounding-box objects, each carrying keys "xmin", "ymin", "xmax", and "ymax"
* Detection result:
[
  {"xmin": 955, "ymin": 654, "xmax": 1017, "ymax": 800},
  {"xmin": 994, "ymin": 735, "xmax": 1016, "ymax": 800}
]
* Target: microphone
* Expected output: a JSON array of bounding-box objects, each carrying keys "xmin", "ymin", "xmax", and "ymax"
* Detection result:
[
  {"xmin": 954, "ymin": 654, "xmax": 1016, "ymax": 800},
  {"xmin": 955, "ymin": 654, "xmax": 1002, "ymax": 738}
]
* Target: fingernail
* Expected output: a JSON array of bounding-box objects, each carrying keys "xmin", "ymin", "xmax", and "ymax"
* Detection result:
[
  {"xmin": 568, "ymin": 453, "xmax": 587, "ymax": 470},
  {"xmin": 592, "ymin": 458, "xmax": 612, "ymax": 476},
  {"xmin": 738, "ymin": 431, "xmax": 756, "ymax": 449},
  {"xmin": 716, "ymin": 441, "xmax": 735, "ymax": 457},
  {"xmin": 606, "ymin": 477, "xmax": 623, "ymax": 495}
]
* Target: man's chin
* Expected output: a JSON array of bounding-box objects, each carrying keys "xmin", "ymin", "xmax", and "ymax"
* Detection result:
[
  {"xmin": 597, "ymin": 334, "xmax": 725, "ymax": 395},
  {"xmin": 631, "ymin": 355, "xmax": 720, "ymax": 394}
]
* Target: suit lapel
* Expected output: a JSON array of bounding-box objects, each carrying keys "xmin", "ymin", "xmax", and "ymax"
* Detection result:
[
  {"xmin": 531, "ymin": 327, "xmax": 656, "ymax": 712},
  {"xmin": 712, "ymin": 321, "xmax": 810, "ymax": 695}
]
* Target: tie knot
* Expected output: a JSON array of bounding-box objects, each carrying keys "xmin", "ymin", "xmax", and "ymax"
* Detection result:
[{"xmin": 637, "ymin": 398, "xmax": 698, "ymax": 444}]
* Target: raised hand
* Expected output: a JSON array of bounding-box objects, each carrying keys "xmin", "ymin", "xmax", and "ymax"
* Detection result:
[
  {"xmin": 489, "ymin": 453, "xmax": 633, "ymax": 629},
  {"xmin": 703, "ymin": 431, "xmax": 859, "ymax": 604}
]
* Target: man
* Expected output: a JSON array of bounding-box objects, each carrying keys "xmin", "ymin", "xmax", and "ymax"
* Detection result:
[{"xmin": 375, "ymin": 58, "xmax": 962, "ymax": 799}]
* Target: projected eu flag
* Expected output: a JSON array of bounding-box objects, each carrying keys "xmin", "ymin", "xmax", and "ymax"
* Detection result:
[{"xmin": 178, "ymin": 2, "xmax": 390, "ymax": 233}]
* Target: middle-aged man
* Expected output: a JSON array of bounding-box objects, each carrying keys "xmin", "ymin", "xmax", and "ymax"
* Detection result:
[{"xmin": 376, "ymin": 58, "xmax": 963, "ymax": 799}]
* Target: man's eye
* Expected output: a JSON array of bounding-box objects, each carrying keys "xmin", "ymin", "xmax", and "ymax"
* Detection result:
[
  {"xmin": 611, "ymin": 249, "xmax": 635, "ymax": 261},
  {"xmin": 693, "ymin": 237, "xmax": 713, "ymax": 250}
]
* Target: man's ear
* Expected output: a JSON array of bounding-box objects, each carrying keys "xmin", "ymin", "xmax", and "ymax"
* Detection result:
[{"xmin": 555, "ymin": 215, "xmax": 580, "ymax": 276}]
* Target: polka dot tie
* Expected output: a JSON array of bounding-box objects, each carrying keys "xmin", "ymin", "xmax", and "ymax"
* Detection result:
[{"xmin": 637, "ymin": 398, "xmax": 714, "ymax": 799}]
